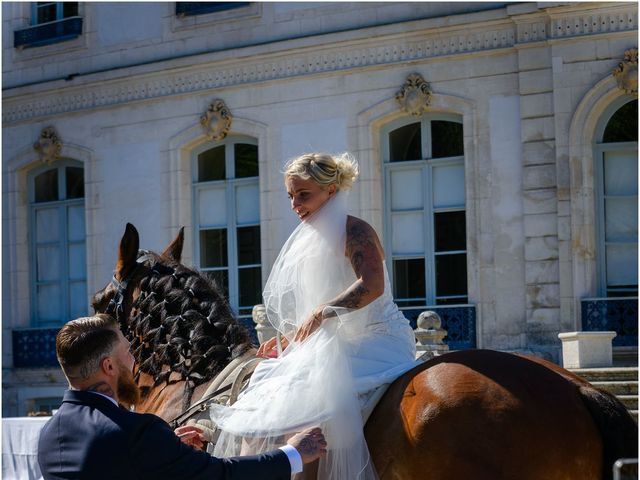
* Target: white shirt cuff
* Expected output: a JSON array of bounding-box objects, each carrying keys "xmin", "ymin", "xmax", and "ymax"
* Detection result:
[{"xmin": 278, "ymin": 444, "xmax": 303, "ymax": 474}]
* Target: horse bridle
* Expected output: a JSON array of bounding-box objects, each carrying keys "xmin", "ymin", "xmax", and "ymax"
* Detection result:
[{"xmin": 104, "ymin": 250, "xmax": 154, "ymax": 323}]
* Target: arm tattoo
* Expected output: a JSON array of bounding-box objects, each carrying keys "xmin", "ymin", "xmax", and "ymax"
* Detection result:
[
  {"xmin": 346, "ymin": 220, "xmax": 378, "ymax": 278},
  {"xmin": 320, "ymin": 217, "xmax": 381, "ymax": 311},
  {"xmin": 86, "ymin": 381, "xmax": 115, "ymax": 398}
]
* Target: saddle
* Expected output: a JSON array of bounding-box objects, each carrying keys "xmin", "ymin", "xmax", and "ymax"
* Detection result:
[{"xmin": 179, "ymin": 349, "xmax": 431, "ymax": 445}]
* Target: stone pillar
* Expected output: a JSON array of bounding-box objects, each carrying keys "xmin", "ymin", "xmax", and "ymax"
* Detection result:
[
  {"xmin": 414, "ymin": 311, "xmax": 449, "ymax": 358},
  {"xmin": 252, "ymin": 304, "xmax": 276, "ymax": 344},
  {"xmin": 558, "ymin": 331, "xmax": 617, "ymax": 368}
]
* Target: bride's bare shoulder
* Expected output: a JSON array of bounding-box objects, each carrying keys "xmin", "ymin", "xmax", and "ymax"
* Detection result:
[{"xmin": 346, "ymin": 216, "xmax": 382, "ymax": 246}]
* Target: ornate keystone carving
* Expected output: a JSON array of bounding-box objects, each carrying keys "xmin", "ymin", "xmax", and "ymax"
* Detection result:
[
  {"xmin": 33, "ymin": 127, "xmax": 62, "ymax": 164},
  {"xmin": 200, "ymin": 99, "xmax": 232, "ymax": 141},
  {"xmin": 395, "ymin": 73, "xmax": 432, "ymax": 116},
  {"xmin": 613, "ymin": 48, "xmax": 638, "ymax": 96}
]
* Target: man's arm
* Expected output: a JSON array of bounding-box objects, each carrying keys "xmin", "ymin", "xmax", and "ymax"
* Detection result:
[{"xmin": 131, "ymin": 415, "xmax": 291, "ymax": 480}]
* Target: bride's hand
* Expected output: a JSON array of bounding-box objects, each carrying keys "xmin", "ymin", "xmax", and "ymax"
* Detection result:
[
  {"xmin": 256, "ymin": 336, "xmax": 289, "ymax": 358},
  {"xmin": 294, "ymin": 309, "xmax": 324, "ymax": 342}
]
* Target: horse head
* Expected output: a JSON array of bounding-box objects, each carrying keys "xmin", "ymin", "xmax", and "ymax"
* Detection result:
[{"xmin": 92, "ymin": 223, "xmax": 253, "ymax": 410}]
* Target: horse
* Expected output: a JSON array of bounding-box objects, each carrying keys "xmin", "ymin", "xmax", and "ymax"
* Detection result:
[{"xmin": 93, "ymin": 223, "xmax": 638, "ymax": 480}]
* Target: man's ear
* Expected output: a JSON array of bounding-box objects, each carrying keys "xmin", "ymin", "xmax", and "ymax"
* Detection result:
[{"xmin": 101, "ymin": 357, "xmax": 117, "ymax": 377}]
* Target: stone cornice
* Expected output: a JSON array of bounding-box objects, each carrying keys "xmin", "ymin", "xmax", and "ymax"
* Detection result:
[{"xmin": 3, "ymin": 3, "xmax": 636, "ymax": 125}]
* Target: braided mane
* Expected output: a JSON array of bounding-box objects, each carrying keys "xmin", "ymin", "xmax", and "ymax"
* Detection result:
[{"xmin": 125, "ymin": 251, "xmax": 253, "ymax": 408}]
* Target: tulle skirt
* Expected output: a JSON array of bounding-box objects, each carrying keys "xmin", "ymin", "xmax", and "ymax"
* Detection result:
[{"xmin": 210, "ymin": 317, "xmax": 379, "ymax": 479}]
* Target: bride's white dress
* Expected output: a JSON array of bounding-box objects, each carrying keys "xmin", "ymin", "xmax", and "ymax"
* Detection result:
[{"xmin": 210, "ymin": 191, "xmax": 417, "ymax": 479}]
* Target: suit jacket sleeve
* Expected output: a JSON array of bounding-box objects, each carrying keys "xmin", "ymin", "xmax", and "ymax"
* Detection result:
[{"xmin": 130, "ymin": 414, "xmax": 291, "ymax": 480}]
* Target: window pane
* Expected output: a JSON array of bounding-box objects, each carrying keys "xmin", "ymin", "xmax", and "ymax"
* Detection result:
[
  {"xmin": 65, "ymin": 167, "xmax": 84, "ymax": 199},
  {"xmin": 69, "ymin": 281, "xmax": 87, "ymax": 319},
  {"xmin": 63, "ymin": 2, "xmax": 78, "ymax": 18},
  {"xmin": 605, "ymin": 197, "xmax": 637, "ymax": 242},
  {"xmin": 36, "ymin": 208, "xmax": 60, "ymax": 242},
  {"xmin": 37, "ymin": 245, "xmax": 60, "ymax": 282},
  {"xmin": 198, "ymin": 146, "xmax": 226, "ymax": 182},
  {"xmin": 198, "ymin": 187, "xmax": 227, "ymax": 227},
  {"xmin": 391, "ymin": 213, "xmax": 424, "ymax": 255},
  {"xmin": 235, "ymin": 183, "xmax": 260, "ymax": 224},
  {"xmin": 435, "ymin": 253, "xmax": 467, "ymax": 297},
  {"xmin": 237, "ymin": 226, "xmax": 261, "ymax": 265},
  {"xmin": 36, "ymin": 3, "xmax": 57, "ymax": 24},
  {"xmin": 604, "ymin": 151, "xmax": 638, "ymax": 196},
  {"xmin": 67, "ymin": 205, "xmax": 85, "ymax": 242},
  {"xmin": 389, "ymin": 123, "xmax": 421, "ymax": 162},
  {"xmin": 390, "ymin": 169, "xmax": 423, "ymax": 210},
  {"xmin": 434, "ymin": 211, "xmax": 466, "ymax": 252},
  {"xmin": 603, "ymin": 100, "xmax": 638, "ymax": 143},
  {"xmin": 234, "ymin": 144, "xmax": 259, "ymax": 178},
  {"xmin": 200, "ymin": 229, "xmax": 228, "ymax": 268},
  {"xmin": 431, "ymin": 121, "xmax": 464, "ymax": 158},
  {"xmin": 34, "ymin": 169, "xmax": 59, "ymax": 203},
  {"xmin": 433, "ymin": 164, "xmax": 465, "ymax": 208},
  {"xmin": 606, "ymin": 244, "xmax": 638, "ymax": 287},
  {"xmin": 205, "ymin": 270, "xmax": 229, "ymax": 297},
  {"xmin": 607, "ymin": 288, "xmax": 638, "ymax": 298},
  {"xmin": 68, "ymin": 243, "xmax": 86, "ymax": 280},
  {"xmin": 238, "ymin": 267, "xmax": 262, "ymax": 309},
  {"xmin": 436, "ymin": 297, "xmax": 468, "ymax": 306},
  {"xmin": 393, "ymin": 258, "xmax": 425, "ymax": 300},
  {"xmin": 37, "ymin": 284, "xmax": 61, "ymax": 324}
]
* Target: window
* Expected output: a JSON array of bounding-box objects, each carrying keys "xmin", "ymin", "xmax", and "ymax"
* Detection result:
[
  {"xmin": 595, "ymin": 99, "xmax": 638, "ymax": 297},
  {"xmin": 32, "ymin": 2, "xmax": 78, "ymax": 25},
  {"xmin": 193, "ymin": 137, "xmax": 261, "ymax": 317},
  {"xmin": 15, "ymin": 2, "xmax": 82, "ymax": 48},
  {"xmin": 383, "ymin": 115, "xmax": 467, "ymax": 306},
  {"xmin": 176, "ymin": 2, "xmax": 250, "ymax": 17},
  {"xmin": 29, "ymin": 161, "xmax": 87, "ymax": 326}
]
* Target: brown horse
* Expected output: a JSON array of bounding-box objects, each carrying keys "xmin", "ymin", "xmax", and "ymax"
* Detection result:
[{"xmin": 93, "ymin": 224, "xmax": 637, "ymax": 480}]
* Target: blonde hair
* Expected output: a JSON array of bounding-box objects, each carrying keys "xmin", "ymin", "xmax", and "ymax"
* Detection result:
[{"xmin": 284, "ymin": 152, "xmax": 359, "ymax": 191}]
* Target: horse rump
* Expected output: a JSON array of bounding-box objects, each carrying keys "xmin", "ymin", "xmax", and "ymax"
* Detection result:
[{"xmin": 578, "ymin": 385, "xmax": 638, "ymax": 480}]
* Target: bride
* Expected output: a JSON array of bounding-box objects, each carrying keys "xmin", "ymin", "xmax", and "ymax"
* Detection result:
[{"xmin": 210, "ymin": 153, "xmax": 417, "ymax": 479}]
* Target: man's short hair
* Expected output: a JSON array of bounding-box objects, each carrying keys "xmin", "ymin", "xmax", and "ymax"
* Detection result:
[{"xmin": 56, "ymin": 314, "xmax": 120, "ymax": 380}]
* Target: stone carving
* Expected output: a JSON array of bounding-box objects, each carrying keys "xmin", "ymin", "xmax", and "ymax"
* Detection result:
[
  {"xmin": 200, "ymin": 99, "xmax": 232, "ymax": 141},
  {"xmin": 414, "ymin": 311, "xmax": 449, "ymax": 357},
  {"xmin": 33, "ymin": 127, "xmax": 62, "ymax": 164},
  {"xmin": 252, "ymin": 304, "xmax": 276, "ymax": 344},
  {"xmin": 395, "ymin": 73, "xmax": 432, "ymax": 116},
  {"xmin": 613, "ymin": 48, "xmax": 638, "ymax": 95}
]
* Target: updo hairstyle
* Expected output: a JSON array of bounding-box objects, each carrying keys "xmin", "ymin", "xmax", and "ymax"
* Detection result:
[{"xmin": 284, "ymin": 152, "xmax": 359, "ymax": 191}]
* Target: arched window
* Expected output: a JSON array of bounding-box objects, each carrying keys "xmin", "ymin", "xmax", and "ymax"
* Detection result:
[
  {"xmin": 595, "ymin": 99, "xmax": 638, "ymax": 297},
  {"xmin": 28, "ymin": 161, "xmax": 86, "ymax": 325},
  {"xmin": 192, "ymin": 136, "xmax": 261, "ymax": 317},
  {"xmin": 382, "ymin": 115, "xmax": 467, "ymax": 306}
]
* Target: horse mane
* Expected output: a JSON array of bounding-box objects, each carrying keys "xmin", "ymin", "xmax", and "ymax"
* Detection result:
[{"xmin": 125, "ymin": 251, "xmax": 253, "ymax": 407}]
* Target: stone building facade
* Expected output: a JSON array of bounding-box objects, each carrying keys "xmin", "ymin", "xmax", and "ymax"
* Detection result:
[{"xmin": 2, "ymin": 1, "xmax": 637, "ymax": 416}]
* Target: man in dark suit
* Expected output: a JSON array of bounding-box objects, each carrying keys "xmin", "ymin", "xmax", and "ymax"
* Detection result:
[{"xmin": 38, "ymin": 314, "xmax": 327, "ymax": 480}]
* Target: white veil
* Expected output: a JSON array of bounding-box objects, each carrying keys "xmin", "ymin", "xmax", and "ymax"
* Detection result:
[{"xmin": 210, "ymin": 191, "xmax": 378, "ymax": 479}]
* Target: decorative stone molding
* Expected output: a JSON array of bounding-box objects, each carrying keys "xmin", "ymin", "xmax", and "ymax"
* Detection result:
[
  {"xmin": 33, "ymin": 126, "xmax": 62, "ymax": 164},
  {"xmin": 200, "ymin": 99, "xmax": 232, "ymax": 141},
  {"xmin": 549, "ymin": 8, "xmax": 636, "ymax": 39},
  {"xmin": 613, "ymin": 48, "xmax": 638, "ymax": 95},
  {"xmin": 2, "ymin": 4, "xmax": 636, "ymax": 124},
  {"xmin": 395, "ymin": 74, "xmax": 432, "ymax": 116}
]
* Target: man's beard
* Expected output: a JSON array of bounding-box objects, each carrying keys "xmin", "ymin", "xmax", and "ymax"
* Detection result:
[{"xmin": 117, "ymin": 361, "xmax": 141, "ymax": 409}]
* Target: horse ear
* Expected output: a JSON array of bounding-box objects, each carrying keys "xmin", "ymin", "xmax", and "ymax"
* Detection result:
[
  {"xmin": 116, "ymin": 223, "xmax": 139, "ymax": 280},
  {"xmin": 161, "ymin": 226, "xmax": 184, "ymax": 263}
]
